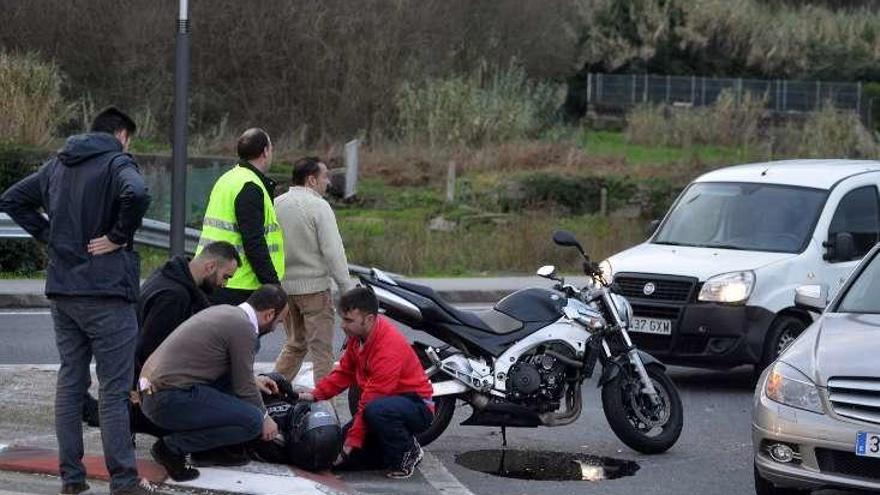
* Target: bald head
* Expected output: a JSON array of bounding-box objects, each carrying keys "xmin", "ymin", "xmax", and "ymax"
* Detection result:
[{"xmin": 236, "ymin": 128, "xmax": 272, "ymax": 168}]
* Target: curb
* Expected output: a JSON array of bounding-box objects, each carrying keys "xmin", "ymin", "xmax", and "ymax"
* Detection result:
[{"xmin": 0, "ymin": 294, "xmax": 48, "ymax": 309}]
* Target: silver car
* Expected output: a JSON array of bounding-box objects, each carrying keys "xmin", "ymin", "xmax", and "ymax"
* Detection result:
[{"xmin": 753, "ymin": 243, "xmax": 880, "ymax": 494}]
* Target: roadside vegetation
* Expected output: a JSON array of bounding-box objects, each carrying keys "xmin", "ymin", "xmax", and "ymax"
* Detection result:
[{"xmin": 2, "ymin": 0, "xmax": 880, "ymax": 277}]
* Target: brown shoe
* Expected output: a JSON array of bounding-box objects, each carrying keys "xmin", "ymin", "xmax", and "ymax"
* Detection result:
[{"xmin": 59, "ymin": 482, "xmax": 90, "ymax": 495}]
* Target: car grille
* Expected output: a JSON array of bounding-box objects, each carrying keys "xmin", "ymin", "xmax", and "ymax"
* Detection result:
[
  {"xmin": 828, "ymin": 377, "xmax": 880, "ymax": 425},
  {"xmin": 614, "ymin": 275, "xmax": 697, "ymax": 302},
  {"xmin": 816, "ymin": 448, "xmax": 880, "ymax": 481}
]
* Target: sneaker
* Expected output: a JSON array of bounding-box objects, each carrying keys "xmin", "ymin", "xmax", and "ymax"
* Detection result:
[
  {"xmin": 386, "ymin": 439, "xmax": 424, "ymax": 479},
  {"xmin": 150, "ymin": 439, "xmax": 200, "ymax": 482},
  {"xmin": 110, "ymin": 479, "xmax": 165, "ymax": 495},
  {"xmin": 59, "ymin": 482, "xmax": 90, "ymax": 495},
  {"xmin": 191, "ymin": 445, "xmax": 249, "ymax": 467}
]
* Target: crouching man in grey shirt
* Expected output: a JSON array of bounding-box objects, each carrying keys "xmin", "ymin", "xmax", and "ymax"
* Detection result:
[{"xmin": 139, "ymin": 284, "xmax": 289, "ymax": 481}]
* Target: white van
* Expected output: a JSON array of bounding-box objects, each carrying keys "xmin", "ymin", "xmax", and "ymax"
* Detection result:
[{"xmin": 604, "ymin": 160, "xmax": 880, "ymax": 372}]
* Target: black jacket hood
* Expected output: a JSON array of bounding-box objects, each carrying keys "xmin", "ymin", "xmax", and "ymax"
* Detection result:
[
  {"xmin": 159, "ymin": 256, "xmax": 204, "ymax": 301},
  {"xmin": 58, "ymin": 132, "xmax": 124, "ymax": 167}
]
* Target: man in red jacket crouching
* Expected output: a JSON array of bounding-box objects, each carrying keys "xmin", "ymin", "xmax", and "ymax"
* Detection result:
[{"xmin": 298, "ymin": 287, "xmax": 434, "ymax": 479}]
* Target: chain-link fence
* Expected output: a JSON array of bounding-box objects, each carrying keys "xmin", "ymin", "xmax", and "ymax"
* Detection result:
[{"xmin": 587, "ymin": 73, "xmax": 868, "ymax": 125}]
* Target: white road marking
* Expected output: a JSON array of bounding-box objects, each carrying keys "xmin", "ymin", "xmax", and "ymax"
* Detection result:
[
  {"xmin": 165, "ymin": 465, "xmax": 346, "ymax": 495},
  {"xmin": 0, "ymin": 311, "xmax": 50, "ymax": 316},
  {"xmin": 419, "ymin": 450, "xmax": 475, "ymax": 495}
]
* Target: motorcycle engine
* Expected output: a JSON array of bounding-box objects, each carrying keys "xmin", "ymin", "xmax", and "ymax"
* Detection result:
[{"xmin": 506, "ymin": 344, "xmax": 574, "ymax": 411}]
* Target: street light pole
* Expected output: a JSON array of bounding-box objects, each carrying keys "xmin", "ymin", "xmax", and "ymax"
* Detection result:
[{"xmin": 170, "ymin": 0, "xmax": 190, "ymax": 256}]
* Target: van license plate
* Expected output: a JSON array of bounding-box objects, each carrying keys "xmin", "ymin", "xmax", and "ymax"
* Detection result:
[
  {"xmin": 856, "ymin": 432, "xmax": 880, "ymax": 458},
  {"xmin": 629, "ymin": 317, "xmax": 672, "ymax": 335}
]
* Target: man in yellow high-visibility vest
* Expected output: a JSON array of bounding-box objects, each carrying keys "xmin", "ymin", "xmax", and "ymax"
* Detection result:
[{"xmin": 197, "ymin": 128, "xmax": 285, "ymax": 305}]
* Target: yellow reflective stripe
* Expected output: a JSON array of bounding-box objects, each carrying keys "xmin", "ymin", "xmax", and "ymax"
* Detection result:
[
  {"xmin": 199, "ymin": 237, "xmax": 281, "ymax": 253},
  {"xmin": 203, "ymin": 217, "xmax": 239, "ymax": 232},
  {"xmin": 204, "ymin": 216, "xmax": 279, "ymax": 235}
]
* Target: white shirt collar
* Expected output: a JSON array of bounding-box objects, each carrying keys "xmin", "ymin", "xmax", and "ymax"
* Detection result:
[{"xmin": 238, "ymin": 302, "xmax": 259, "ymax": 335}]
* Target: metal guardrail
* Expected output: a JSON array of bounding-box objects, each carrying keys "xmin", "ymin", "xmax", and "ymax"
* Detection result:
[
  {"xmin": 0, "ymin": 212, "xmax": 377, "ymax": 276},
  {"xmin": 1, "ymin": 212, "xmax": 201, "ymax": 254}
]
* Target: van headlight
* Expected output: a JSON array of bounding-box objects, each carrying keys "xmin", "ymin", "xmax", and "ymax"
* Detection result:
[
  {"xmin": 698, "ymin": 271, "xmax": 755, "ymax": 304},
  {"xmin": 764, "ymin": 361, "xmax": 824, "ymax": 414}
]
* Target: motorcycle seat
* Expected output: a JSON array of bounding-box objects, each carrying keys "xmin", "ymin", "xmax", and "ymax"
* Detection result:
[{"xmin": 394, "ymin": 280, "xmax": 521, "ymax": 333}]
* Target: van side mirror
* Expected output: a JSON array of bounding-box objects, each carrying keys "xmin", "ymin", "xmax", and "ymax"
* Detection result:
[
  {"xmin": 794, "ymin": 284, "xmax": 827, "ymax": 312},
  {"xmin": 647, "ymin": 219, "xmax": 661, "ymax": 237},
  {"xmin": 823, "ymin": 232, "xmax": 856, "ymax": 262}
]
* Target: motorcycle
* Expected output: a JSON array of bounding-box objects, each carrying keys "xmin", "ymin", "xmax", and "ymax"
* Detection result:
[{"xmin": 351, "ymin": 230, "xmax": 684, "ymax": 454}]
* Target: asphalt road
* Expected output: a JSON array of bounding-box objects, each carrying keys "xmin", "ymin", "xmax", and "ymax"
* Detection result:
[{"xmin": 0, "ymin": 309, "xmax": 859, "ymax": 495}]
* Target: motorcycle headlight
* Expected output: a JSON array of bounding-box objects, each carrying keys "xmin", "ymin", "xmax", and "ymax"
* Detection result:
[
  {"xmin": 698, "ymin": 271, "xmax": 755, "ymax": 304},
  {"xmin": 609, "ymin": 293, "xmax": 633, "ymax": 326},
  {"xmin": 764, "ymin": 361, "xmax": 824, "ymax": 414},
  {"xmin": 598, "ymin": 259, "xmax": 614, "ymax": 285}
]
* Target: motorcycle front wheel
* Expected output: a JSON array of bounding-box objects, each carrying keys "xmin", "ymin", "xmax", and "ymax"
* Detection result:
[{"xmin": 601, "ymin": 364, "xmax": 683, "ymax": 454}]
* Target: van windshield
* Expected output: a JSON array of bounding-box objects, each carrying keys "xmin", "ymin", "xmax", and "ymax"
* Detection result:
[{"xmin": 653, "ymin": 182, "xmax": 827, "ymax": 253}]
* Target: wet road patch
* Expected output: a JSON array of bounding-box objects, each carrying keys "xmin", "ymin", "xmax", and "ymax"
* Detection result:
[{"xmin": 455, "ymin": 449, "xmax": 639, "ymax": 482}]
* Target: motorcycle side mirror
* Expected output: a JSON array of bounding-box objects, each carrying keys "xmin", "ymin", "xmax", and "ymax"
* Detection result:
[
  {"xmin": 552, "ymin": 230, "xmax": 585, "ymax": 255},
  {"xmin": 536, "ymin": 265, "xmax": 559, "ymax": 280}
]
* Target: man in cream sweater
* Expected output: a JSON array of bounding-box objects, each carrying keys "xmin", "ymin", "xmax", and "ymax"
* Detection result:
[{"xmin": 274, "ymin": 157, "xmax": 354, "ymax": 384}]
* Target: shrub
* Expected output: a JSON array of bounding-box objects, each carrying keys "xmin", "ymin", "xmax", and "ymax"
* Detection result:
[
  {"xmin": 0, "ymin": 52, "xmax": 63, "ymax": 146},
  {"xmin": 0, "ymin": 146, "xmax": 49, "ymax": 275},
  {"xmin": 625, "ymin": 90, "xmax": 767, "ymax": 148},
  {"xmin": 395, "ymin": 62, "xmax": 562, "ymax": 148},
  {"xmin": 783, "ymin": 102, "xmax": 879, "ymax": 158}
]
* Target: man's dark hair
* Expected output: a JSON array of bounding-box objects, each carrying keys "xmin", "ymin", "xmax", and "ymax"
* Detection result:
[
  {"xmin": 247, "ymin": 284, "xmax": 288, "ymax": 313},
  {"xmin": 237, "ymin": 128, "xmax": 271, "ymax": 161},
  {"xmin": 292, "ymin": 156, "xmax": 324, "ymax": 186},
  {"xmin": 339, "ymin": 287, "xmax": 379, "ymax": 315},
  {"xmin": 197, "ymin": 241, "xmax": 242, "ymax": 266},
  {"xmin": 90, "ymin": 106, "xmax": 137, "ymax": 135}
]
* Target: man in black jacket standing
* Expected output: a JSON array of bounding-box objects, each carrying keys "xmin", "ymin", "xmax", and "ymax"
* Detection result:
[{"xmin": 0, "ymin": 107, "xmax": 152, "ymax": 495}]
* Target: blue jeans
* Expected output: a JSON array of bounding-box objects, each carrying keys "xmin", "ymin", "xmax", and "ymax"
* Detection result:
[
  {"xmin": 140, "ymin": 384, "xmax": 263, "ymax": 455},
  {"xmin": 50, "ymin": 296, "xmax": 138, "ymax": 491},
  {"xmin": 346, "ymin": 395, "xmax": 432, "ymax": 469}
]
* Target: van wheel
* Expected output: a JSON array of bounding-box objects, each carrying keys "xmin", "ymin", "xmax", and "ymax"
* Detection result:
[{"xmin": 757, "ymin": 316, "xmax": 807, "ymax": 373}]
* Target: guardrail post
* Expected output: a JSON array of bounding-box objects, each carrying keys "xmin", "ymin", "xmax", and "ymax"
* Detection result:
[{"xmin": 344, "ymin": 139, "xmax": 359, "ymax": 200}]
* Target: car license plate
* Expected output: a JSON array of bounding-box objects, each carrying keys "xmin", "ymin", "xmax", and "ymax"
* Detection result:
[
  {"xmin": 629, "ymin": 317, "xmax": 672, "ymax": 335},
  {"xmin": 856, "ymin": 432, "xmax": 880, "ymax": 458}
]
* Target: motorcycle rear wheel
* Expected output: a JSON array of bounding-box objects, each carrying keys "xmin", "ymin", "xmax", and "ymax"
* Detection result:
[{"xmin": 601, "ymin": 364, "xmax": 683, "ymax": 454}]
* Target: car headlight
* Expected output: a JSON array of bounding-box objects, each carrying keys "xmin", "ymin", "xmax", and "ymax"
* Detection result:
[
  {"xmin": 698, "ymin": 271, "xmax": 755, "ymax": 304},
  {"xmin": 764, "ymin": 361, "xmax": 824, "ymax": 414},
  {"xmin": 598, "ymin": 260, "xmax": 614, "ymax": 285},
  {"xmin": 609, "ymin": 293, "xmax": 633, "ymax": 326}
]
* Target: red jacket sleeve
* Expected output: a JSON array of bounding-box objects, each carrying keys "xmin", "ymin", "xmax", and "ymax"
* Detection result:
[
  {"xmin": 343, "ymin": 334, "xmax": 406, "ymax": 449},
  {"xmin": 312, "ymin": 338, "xmax": 356, "ymax": 401}
]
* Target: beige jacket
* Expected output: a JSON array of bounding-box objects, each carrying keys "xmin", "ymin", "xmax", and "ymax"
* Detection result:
[{"xmin": 274, "ymin": 186, "xmax": 353, "ymax": 295}]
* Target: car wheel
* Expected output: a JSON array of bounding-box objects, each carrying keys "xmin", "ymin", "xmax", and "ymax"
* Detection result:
[
  {"xmin": 754, "ymin": 464, "xmax": 811, "ymax": 495},
  {"xmin": 757, "ymin": 315, "xmax": 807, "ymax": 373}
]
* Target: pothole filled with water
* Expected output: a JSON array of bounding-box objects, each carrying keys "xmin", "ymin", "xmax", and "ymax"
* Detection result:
[{"xmin": 455, "ymin": 449, "xmax": 639, "ymax": 482}]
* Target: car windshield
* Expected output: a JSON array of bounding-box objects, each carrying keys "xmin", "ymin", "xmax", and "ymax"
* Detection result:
[
  {"xmin": 653, "ymin": 182, "xmax": 827, "ymax": 253},
  {"xmin": 837, "ymin": 250, "xmax": 880, "ymax": 313}
]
